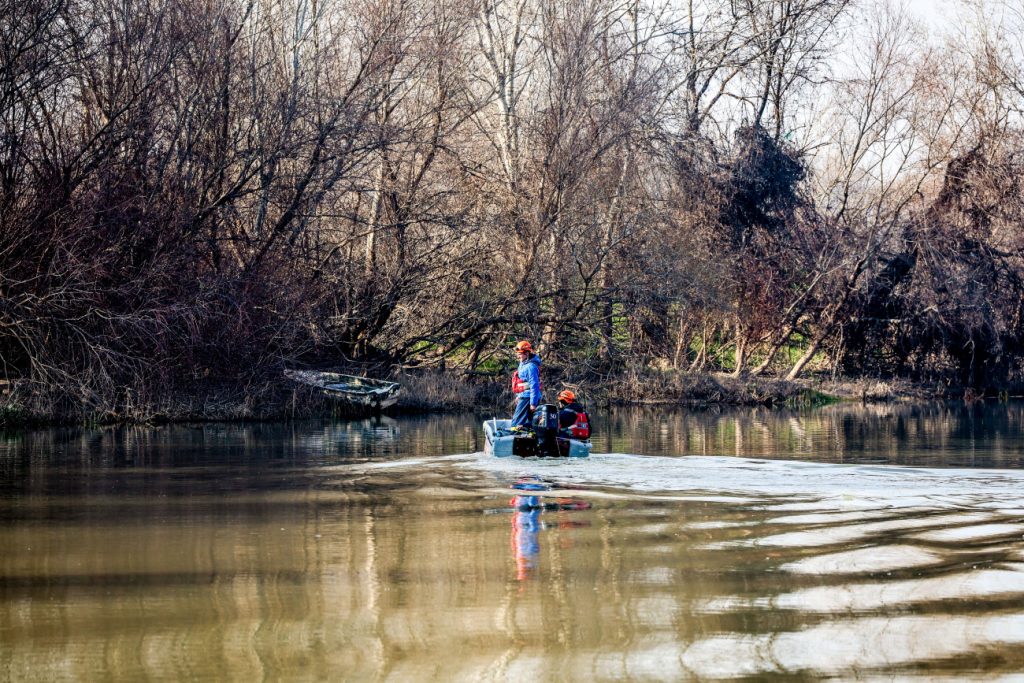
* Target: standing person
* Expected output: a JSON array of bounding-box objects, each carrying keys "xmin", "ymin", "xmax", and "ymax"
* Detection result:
[
  {"xmin": 557, "ymin": 390, "xmax": 591, "ymax": 440},
  {"xmin": 510, "ymin": 340, "xmax": 542, "ymax": 428}
]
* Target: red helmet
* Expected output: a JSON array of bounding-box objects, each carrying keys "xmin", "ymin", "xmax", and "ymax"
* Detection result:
[
  {"xmin": 514, "ymin": 340, "xmax": 533, "ymax": 353},
  {"xmin": 558, "ymin": 390, "xmax": 575, "ymax": 404}
]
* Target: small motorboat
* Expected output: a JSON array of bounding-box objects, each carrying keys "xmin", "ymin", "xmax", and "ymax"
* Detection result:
[
  {"xmin": 284, "ymin": 370, "xmax": 401, "ymax": 410},
  {"xmin": 484, "ymin": 408, "xmax": 592, "ymax": 458}
]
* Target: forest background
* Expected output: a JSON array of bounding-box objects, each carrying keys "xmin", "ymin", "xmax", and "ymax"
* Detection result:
[{"xmin": 3, "ymin": 0, "xmax": 1024, "ymax": 423}]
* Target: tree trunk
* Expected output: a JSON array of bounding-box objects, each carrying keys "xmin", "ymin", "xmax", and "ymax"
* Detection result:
[
  {"xmin": 786, "ymin": 336, "xmax": 822, "ymax": 380},
  {"xmin": 732, "ymin": 320, "xmax": 748, "ymax": 377},
  {"xmin": 364, "ymin": 157, "xmax": 385, "ymax": 276},
  {"xmin": 673, "ymin": 318, "xmax": 692, "ymax": 370},
  {"xmin": 750, "ymin": 326, "xmax": 795, "ymax": 377},
  {"xmin": 689, "ymin": 321, "xmax": 710, "ymax": 372},
  {"xmin": 788, "ymin": 309, "xmax": 841, "ymax": 380}
]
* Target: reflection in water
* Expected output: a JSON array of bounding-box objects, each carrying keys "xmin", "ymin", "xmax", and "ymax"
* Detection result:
[
  {"xmin": 509, "ymin": 477, "xmax": 591, "ymax": 581},
  {"xmin": 4, "ymin": 404, "xmax": 1024, "ymax": 679},
  {"xmin": 599, "ymin": 400, "xmax": 1024, "ymax": 467}
]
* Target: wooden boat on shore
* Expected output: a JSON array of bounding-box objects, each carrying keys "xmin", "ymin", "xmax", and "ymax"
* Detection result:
[{"xmin": 284, "ymin": 370, "xmax": 401, "ymax": 410}]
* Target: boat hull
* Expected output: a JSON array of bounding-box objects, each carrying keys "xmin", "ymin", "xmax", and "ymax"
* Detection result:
[
  {"xmin": 483, "ymin": 418, "xmax": 591, "ymax": 458},
  {"xmin": 284, "ymin": 370, "xmax": 401, "ymax": 409}
]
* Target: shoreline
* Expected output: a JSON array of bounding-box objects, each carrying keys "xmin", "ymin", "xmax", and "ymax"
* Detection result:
[{"xmin": 0, "ymin": 370, "xmax": 992, "ymax": 431}]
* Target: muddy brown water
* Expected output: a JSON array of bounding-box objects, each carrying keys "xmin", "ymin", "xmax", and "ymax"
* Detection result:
[{"xmin": 4, "ymin": 402, "xmax": 1024, "ymax": 680}]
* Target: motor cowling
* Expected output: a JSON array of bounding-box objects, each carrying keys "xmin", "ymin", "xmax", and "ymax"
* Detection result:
[{"xmin": 532, "ymin": 404, "xmax": 561, "ymax": 457}]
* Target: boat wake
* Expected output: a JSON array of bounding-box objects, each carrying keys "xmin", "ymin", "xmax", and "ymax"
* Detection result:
[
  {"xmin": 342, "ymin": 451, "xmax": 1024, "ymax": 511},
  {"xmin": 318, "ymin": 451, "xmax": 1024, "ymax": 679},
  {"xmin": 450, "ymin": 452, "xmax": 1024, "ymax": 512}
]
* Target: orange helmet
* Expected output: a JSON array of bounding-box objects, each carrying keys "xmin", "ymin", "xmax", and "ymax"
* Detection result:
[
  {"xmin": 557, "ymin": 390, "xmax": 575, "ymax": 404},
  {"xmin": 514, "ymin": 340, "xmax": 533, "ymax": 353}
]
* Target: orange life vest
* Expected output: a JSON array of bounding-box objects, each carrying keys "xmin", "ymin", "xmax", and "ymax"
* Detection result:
[
  {"xmin": 569, "ymin": 411, "xmax": 590, "ymax": 440},
  {"xmin": 511, "ymin": 371, "xmax": 542, "ymax": 396}
]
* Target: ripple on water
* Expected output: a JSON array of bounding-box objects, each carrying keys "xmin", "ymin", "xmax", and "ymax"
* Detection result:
[
  {"xmin": 909, "ymin": 523, "xmax": 1024, "ymax": 543},
  {"xmin": 458, "ymin": 454, "xmax": 1024, "ymax": 511},
  {"xmin": 774, "ymin": 568, "xmax": 1024, "ymax": 613},
  {"xmin": 780, "ymin": 544, "xmax": 942, "ymax": 575},
  {"xmin": 724, "ymin": 512, "xmax": 1000, "ymax": 549},
  {"xmin": 764, "ymin": 508, "xmax": 928, "ymax": 525},
  {"xmin": 676, "ymin": 613, "xmax": 1024, "ymax": 678}
]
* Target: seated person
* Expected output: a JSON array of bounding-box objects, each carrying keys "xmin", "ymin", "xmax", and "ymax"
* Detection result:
[{"xmin": 556, "ymin": 390, "xmax": 591, "ymax": 440}]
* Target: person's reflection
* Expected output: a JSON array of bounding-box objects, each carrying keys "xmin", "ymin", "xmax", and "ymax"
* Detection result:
[{"xmin": 509, "ymin": 476, "xmax": 591, "ymax": 581}]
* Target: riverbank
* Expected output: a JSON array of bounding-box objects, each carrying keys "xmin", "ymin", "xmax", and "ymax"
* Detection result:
[{"xmin": 0, "ymin": 367, "xmax": 967, "ymax": 430}]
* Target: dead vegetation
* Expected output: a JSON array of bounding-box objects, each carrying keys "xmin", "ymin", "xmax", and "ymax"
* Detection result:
[{"xmin": 3, "ymin": 0, "xmax": 1024, "ymax": 424}]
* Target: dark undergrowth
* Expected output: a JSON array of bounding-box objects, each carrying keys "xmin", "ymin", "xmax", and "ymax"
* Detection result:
[{"xmin": 0, "ymin": 366, "xmax": 993, "ymax": 430}]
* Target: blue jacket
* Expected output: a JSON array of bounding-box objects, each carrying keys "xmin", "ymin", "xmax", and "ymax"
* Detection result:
[{"xmin": 516, "ymin": 355, "xmax": 542, "ymax": 406}]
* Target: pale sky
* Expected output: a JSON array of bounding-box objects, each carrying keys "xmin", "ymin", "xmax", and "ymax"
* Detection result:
[{"xmin": 905, "ymin": 0, "xmax": 953, "ymax": 30}]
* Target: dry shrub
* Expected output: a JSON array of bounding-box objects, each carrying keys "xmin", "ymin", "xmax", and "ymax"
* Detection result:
[
  {"xmin": 392, "ymin": 370, "xmax": 507, "ymax": 413},
  {"xmin": 606, "ymin": 369, "xmax": 803, "ymax": 406},
  {"xmin": 818, "ymin": 378, "xmax": 947, "ymax": 403}
]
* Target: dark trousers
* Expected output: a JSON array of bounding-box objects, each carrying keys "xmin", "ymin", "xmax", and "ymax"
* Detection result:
[{"xmin": 511, "ymin": 395, "xmax": 533, "ymax": 427}]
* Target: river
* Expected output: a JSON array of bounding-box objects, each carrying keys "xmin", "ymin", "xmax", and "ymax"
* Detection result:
[{"xmin": 3, "ymin": 402, "xmax": 1024, "ymax": 680}]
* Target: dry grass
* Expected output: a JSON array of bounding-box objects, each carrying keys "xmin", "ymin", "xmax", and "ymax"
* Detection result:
[
  {"xmin": 603, "ymin": 370, "xmax": 807, "ymax": 406},
  {"xmin": 392, "ymin": 370, "xmax": 507, "ymax": 413},
  {"xmin": 817, "ymin": 377, "xmax": 947, "ymax": 402}
]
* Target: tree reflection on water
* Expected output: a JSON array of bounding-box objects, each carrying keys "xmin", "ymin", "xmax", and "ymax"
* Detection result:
[{"xmin": 5, "ymin": 405, "xmax": 1024, "ymax": 679}]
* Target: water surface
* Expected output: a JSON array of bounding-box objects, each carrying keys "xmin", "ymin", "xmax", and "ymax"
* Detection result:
[{"xmin": 4, "ymin": 403, "xmax": 1024, "ymax": 680}]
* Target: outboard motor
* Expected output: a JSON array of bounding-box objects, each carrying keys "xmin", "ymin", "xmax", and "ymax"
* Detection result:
[{"xmin": 532, "ymin": 403, "xmax": 561, "ymax": 457}]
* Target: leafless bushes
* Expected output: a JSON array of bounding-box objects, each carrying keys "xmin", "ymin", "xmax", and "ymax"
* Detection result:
[{"xmin": 2, "ymin": 0, "xmax": 1024, "ymax": 421}]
